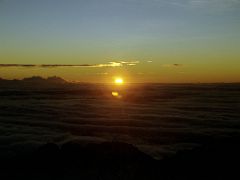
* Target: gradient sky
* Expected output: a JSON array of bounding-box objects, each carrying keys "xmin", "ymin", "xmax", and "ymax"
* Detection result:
[{"xmin": 0, "ymin": 0, "xmax": 240, "ymax": 83}]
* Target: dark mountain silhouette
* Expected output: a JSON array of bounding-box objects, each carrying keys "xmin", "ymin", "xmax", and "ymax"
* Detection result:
[
  {"xmin": 22, "ymin": 76, "xmax": 46, "ymax": 82},
  {"xmin": 0, "ymin": 138, "xmax": 240, "ymax": 180},
  {"xmin": 0, "ymin": 76, "xmax": 68, "ymax": 89},
  {"xmin": 46, "ymin": 76, "xmax": 67, "ymax": 84},
  {"xmin": 0, "ymin": 76, "xmax": 67, "ymax": 84},
  {"xmin": 22, "ymin": 76, "xmax": 67, "ymax": 84}
]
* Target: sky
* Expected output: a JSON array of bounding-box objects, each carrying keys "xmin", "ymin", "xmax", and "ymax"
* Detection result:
[{"xmin": 0, "ymin": 0, "xmax": 240, "ymax": 83}]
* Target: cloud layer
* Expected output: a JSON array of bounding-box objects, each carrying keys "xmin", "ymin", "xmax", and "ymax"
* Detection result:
[
  {"xmin": 0, "ymin": 61, "xmax": 140, "ymax": 68},
  {"xmin": 160, "ymin": 0, "xmax": 240, "ymax": 9},
  {"xmin": 0, "ymin": 83, "xmax": 239, "ymax": 159}
]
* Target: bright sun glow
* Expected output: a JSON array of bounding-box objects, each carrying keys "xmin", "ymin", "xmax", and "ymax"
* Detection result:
[{"xmin": 115, "ymin": 78, "xmax": 124, "ymax": 85}]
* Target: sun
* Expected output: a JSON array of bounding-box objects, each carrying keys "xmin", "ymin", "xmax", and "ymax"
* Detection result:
[{"xmin": 115, "ymin": 78, "xmax": 124, "ymax": 85}]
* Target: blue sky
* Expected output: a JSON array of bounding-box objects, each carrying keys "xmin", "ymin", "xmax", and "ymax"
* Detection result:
[{"xmin": 0, "ymin": 0, "xmax": 240, "ymax": 82}]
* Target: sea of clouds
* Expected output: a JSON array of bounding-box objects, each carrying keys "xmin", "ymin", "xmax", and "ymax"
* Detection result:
[{"xmin": 0, "ymin": 83, "xmax": 239, "ymax": 159}]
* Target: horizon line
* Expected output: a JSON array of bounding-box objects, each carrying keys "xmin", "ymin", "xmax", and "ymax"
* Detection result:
[{"xmin": 0, "ymin": 76, "xmax": 239, "ymax": 84}]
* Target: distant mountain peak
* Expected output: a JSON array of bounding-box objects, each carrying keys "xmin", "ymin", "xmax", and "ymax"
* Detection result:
[
  {"xmin": 22, "ymin": 76, "xmax": 67, "ymax": 84},
  {"xmin": 23, "ymin": 76, "xmax": 45, "ymax": 81},
  {"xmin": 46, "ymin": 76, "xmax": 67, "ymax": 83}
]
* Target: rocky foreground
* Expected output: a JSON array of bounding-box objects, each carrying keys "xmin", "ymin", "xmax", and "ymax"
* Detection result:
[{"xmin": 0, "ymin": 137, "xmax": 240, "ymax": 180}]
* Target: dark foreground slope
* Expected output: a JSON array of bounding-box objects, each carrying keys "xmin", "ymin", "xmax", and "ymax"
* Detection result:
[{"xmin": 1, "ymin": 137, "xmax": 240, "ymax": 180}]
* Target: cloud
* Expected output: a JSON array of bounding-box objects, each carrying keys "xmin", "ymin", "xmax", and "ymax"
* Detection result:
[
  {"xmin": 167, "ymin": 0, "xmax": 240, "ymax": 10},
  {"xmin": 162, "ymin": 64, "xmax": 183, "ymax": 67},
  {"xmin": 189, "ymin": 0, "xmax": 240, "ymax": 7},
  {"xmin": 173, "ymin": 64, "xmax": 183, "ymax": 67},
  {"xmin": 119, "ymin": 61, "xmax": 139, "ymax": 64},
  {"xmin": 140, "ymin": 0, "xmax": 240, "ymax": 11},
  {"xmin": 0, "ymin": 64, "xmax": 37, "ymax": 67},
  {"xmin": 0, "ymin": 61, "xmax": 139, "ymax": 68}
]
